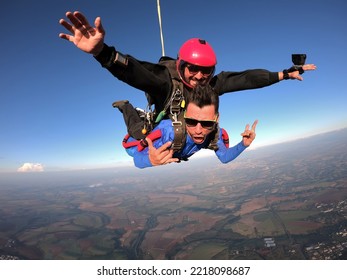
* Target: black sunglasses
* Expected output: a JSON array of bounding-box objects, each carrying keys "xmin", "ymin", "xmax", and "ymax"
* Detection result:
[
  {"xmin": 184, "ymin": 112, "xmax": 217, "ymax": 130},
  {"xmin": 186, "ymin": 64, "xmax": 214, "ymax": 76}
]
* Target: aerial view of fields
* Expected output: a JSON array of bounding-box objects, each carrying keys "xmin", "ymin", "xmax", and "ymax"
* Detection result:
[{"xmin": 1, "ymin": 129, "xmax": 346, "ymax": 260}]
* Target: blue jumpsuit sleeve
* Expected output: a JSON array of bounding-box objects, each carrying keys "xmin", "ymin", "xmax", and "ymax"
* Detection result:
[
  {"xmin": 123, "ymin": 139, "xmax": 153, "ymax": 169},
  {"xmin": 133, "ymin": 151, "xmax": 153, "ymax": 169},
  {"xmin": 131, "ymin": 120, "xmax": 174, "ymax": 169},
  {"xmin": 215, "ymin": 130, "xmax": 247, "ymax": 163}
]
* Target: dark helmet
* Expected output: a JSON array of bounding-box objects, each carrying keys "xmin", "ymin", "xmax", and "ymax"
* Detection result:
[{"xmin": 176, "ymin": 38, "xmax": 217, "ymax": 88}]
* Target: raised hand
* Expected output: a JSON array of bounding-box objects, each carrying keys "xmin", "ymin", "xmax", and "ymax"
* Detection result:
[
  {"xmin": 241, "ymin": 120, "xmax": 258, "ymax": 147},
  {"xmin": 59, "ymin": 11, "xmax": 105, "ymax": 56}
]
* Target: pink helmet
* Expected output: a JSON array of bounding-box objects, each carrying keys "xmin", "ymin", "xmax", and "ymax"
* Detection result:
[{"xmin": 176, "ymin": 38, "xmax": 217, "ymax": 87}]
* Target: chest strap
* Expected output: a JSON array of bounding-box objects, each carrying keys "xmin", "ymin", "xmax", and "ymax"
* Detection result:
[{"xmin": 171, "ymin": 112, "xmax": 186, "ymax": 152}]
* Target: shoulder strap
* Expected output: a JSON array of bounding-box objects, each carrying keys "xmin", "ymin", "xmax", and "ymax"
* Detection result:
[
  {"xmin": 158, "ymin": 57, "xmax": 181, "ymax": 80},
  {"xmin": 207, "ymin": 127, "xmax": 230, "ymax": 151},
  {"xmin": 141, "ymin": 57, "xmax": 186, "ymax": 153},
  {"xmin": 158, "ymin": 58, "xmax": 186, "ymax": 153},
  {"xmin": 170, "ymin": 112, "xmax": 186, "ymax": 152},
  {"xmin": 207, "ymin": 126, "xmax": 219, "ymax": 151},
  {"xmin": 158, "ymin": 58, "xmax": 184, "ymax": 107},
  {"xmin": 221, "ymin": 128, "xmax": 229, "ymax": 148}
]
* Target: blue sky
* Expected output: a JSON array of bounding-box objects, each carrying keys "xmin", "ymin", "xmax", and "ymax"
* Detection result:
[{"xmin": 1, "ymin": 0, "xmax": 346, "ymax": 173}]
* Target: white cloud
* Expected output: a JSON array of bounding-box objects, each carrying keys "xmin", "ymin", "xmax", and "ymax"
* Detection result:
[
  {"xmin": 88, "ymin": 183, "xmax": 103, "ymax": 188},
  {"xmin": 17, "ymin": 163, "xmax": 44, "ymax": 172}
]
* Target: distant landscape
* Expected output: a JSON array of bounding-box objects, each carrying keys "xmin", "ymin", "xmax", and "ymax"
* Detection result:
[{"xmin": 1, "ymin": 128, "xmax": 346, "ymax": 260}]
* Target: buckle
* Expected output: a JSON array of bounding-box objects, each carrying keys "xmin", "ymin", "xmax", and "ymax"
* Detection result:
[{"xmin": 172, "ymin": 121, "xmax": 182, "ymax": 127}]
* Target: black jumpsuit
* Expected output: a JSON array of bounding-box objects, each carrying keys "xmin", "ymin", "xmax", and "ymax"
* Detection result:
[{"xmin": 94, "ymin": 44, "xmax": 280, "ymax": 138}]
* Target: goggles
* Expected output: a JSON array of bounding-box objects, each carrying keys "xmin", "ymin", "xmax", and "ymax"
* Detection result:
[
  {"xmin": 184, "ymin": 112, "xmax": 218, "ymax": 130},
  {"xmin": 186, "ymin": 64, "xmax": 215, "ymax": 76}
]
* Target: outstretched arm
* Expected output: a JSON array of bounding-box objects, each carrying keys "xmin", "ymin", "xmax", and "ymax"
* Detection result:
[
  {"xmin": 215, "ymin": 120, "xmax": 258, "ymax": 164},
  {"xmin": 59, "ymin": 11, "xmax": 105, "ymax": 56},
  {"xmin": 214, "ymin": 63, "xmax": 316, "ymax": 95}
]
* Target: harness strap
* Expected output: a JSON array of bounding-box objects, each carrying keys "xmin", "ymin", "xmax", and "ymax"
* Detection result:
[
  {"xmin": 207, "ymin": 127, "xmax": 230, "ymax": 151},
  {"xmin": 207, "ymin": 127, "xmax": 219, "ymax": 151},
  {"xmin": 221, "ymin": 128, "xmax": 229, "ymax": 148},
  {"xmin": 171, "ymin": 113, "xmax": 186, "ymax": 152},
  {"xmin": 122, "ymin": 130, "xmax": 162, "ymax": 151},
  {"xmin": 122, "ymin": 134, "xmax": 138, "ymax": 149},
  {"xmin": 158, "ymin": 59, "xmax": 186, "ymax": 153},
  {"xmin": 143, "ymin": 58, "xmax": 187, "ymax": 153}
]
